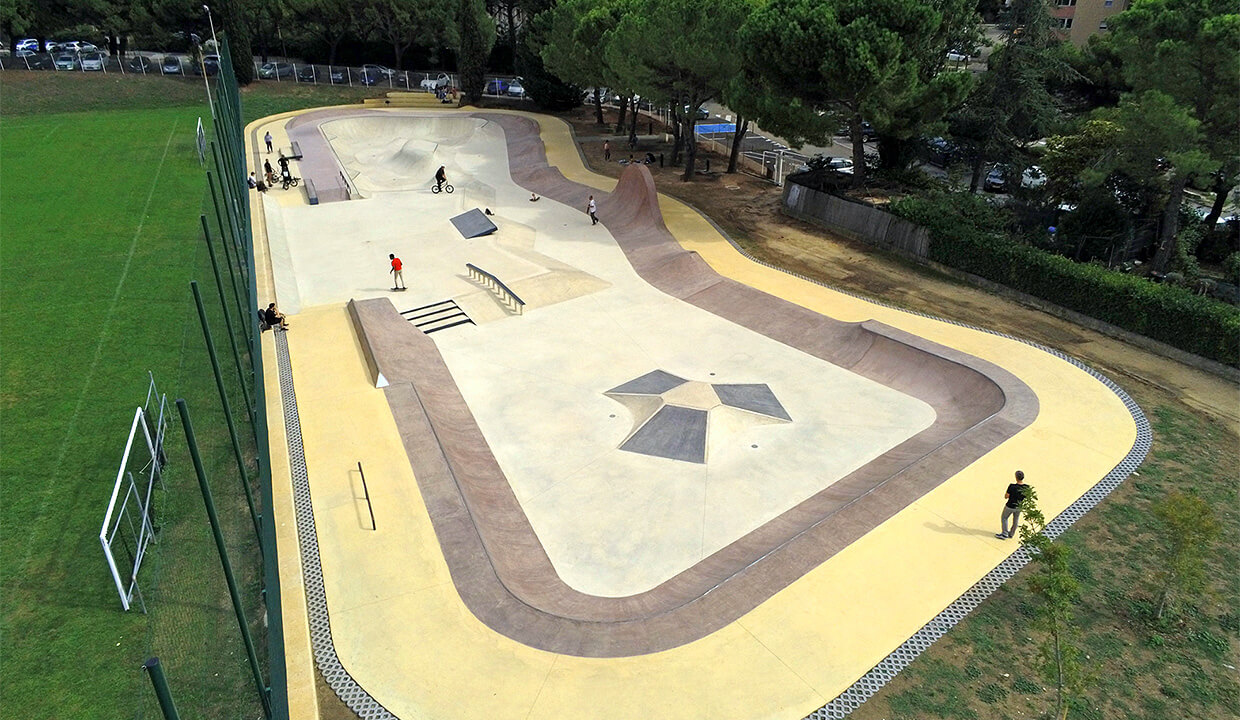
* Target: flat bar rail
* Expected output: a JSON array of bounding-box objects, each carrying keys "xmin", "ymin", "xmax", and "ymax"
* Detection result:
[
  {"xmin": 356, "ymin": 462, "xmax": 376, "ymax": 531},
  {"xmin": 465, "ymin": 263, "xmax": 525, "ymax": 315}
]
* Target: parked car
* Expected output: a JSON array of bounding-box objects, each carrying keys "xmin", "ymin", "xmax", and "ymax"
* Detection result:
[
  {"xmin": 15, "ymin": 48, "xmax": 38, "ymax": 60},
  {"xmin": 507, "ymin": 78, "xmax": 525, "ymax": 98},
  {"xmin": 681, "ymin": 104, "xmax": 709, "ymax": 120},
  {"xmin": 201, "ymin": 54, "xmax": 220, "ymax": 76},
  {"xmin": 330, "ymin": 66, "xmax": 349, "ymax": 84},
  {"xmin": 53, "ymin": 53, "xmax": 78, "ymax": 71},
  {"xmin": 128, "ymin": 55, "xmax": 155, "ymax": 73},
  {"xmin": 835, "ymin": 121, "xmax": 876, "ymax": 142},
  {"xmin": 297, "ymin": 65, "xmax": 318, "ymax": 83},
  {"xmin": 16, "ymin": 39, "xmax": 39, "ymax": 53},
  {"xmin": 983, "ymin": 166, "xmax": 1009, "ymax": 192},
  {"xmin": 362, "ymin": 64, "xmax": 396, "ymax": 79},
  {"xmin": 358, "ymin": 66, "xmax": 386, "ymax": 86},
  {"xmin": 58, "ymin": 41, "xmax": 91, "ymax": 54},
  {"xmin": 161, "ymin": 55, "xmax": 183, "ymax": 74},
  {"xmin": 923, "ymin": 136, "xmax": 960, "ymax": 167},
  {"xmin": 79, "ymin": 53, "xmax": 105, "ymax": 71},
  {"xmin": 946, "ymin": 48, "xmax": 974, "ymax": 63},
  {"xmin": 258, "ymin": 61, "xmax": 293, "ymax": 79},
  {"xmin": 485, "ymin": 78, "xmax": 509, "ymax": 95},
  {"xmin": 420, "ymin": 72, "xmax": 450, "ymax": 91},
  {"xmin": 797, "ymin": 155, "xmax": 855, "ymax": 175},
  {"xmin": 1021, "ymin": 165, "xmax": 1047, "ymax": 189}
]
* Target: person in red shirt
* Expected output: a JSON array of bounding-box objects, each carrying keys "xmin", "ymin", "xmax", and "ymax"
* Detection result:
[{"xmin": 389, "ymin": 253, "xmax": 405, "ymax": 290}]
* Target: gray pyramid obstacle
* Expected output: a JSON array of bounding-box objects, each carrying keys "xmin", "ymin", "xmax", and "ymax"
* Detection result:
[{"xmin": 450, "ymin": 208, "xmax": 498, "ymax": 239}]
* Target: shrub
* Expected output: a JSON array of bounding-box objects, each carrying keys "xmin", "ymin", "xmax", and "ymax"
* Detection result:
[{"xmin": 891, "ymin": 191, "xmax": 1240, "ymax": 366}]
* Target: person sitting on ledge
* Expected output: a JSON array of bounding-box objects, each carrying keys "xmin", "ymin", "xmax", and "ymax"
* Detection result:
[{"xmin": 263, "ymin": 303, "xmax": 289, "ymax": 330}]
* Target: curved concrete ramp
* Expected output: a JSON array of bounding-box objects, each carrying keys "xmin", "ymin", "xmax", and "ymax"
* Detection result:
[{"xmin": 319, "ymin": 115, "xmax": 488, "ymax": 196}]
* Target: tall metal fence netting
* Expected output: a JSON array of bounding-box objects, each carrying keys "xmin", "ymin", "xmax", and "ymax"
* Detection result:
[{"xmin": 131, "ymin": 35, "xmax": 287, "ymax": 720}]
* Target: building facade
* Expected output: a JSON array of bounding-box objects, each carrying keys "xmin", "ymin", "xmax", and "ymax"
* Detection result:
[{"xmin": 1050, "ymin": 0, "xmax": 1131, "ymax": 46}]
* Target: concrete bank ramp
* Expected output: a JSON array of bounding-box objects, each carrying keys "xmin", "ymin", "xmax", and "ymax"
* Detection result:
[{"xmin": 320, "ymin": 115, "xmax": 487, "ymax": 196}]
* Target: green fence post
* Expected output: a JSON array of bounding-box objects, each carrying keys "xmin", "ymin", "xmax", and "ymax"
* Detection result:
[
  {"xmin": 200, "ymin": 214, "xmax": 255, "ymax": 422},
  {"xmin": 218, "ymin": 35, "xmax": 289, "ymax": 719},
  {"xmin": 210, "ymin": 141, "xmax": 248, "ymax": 273},
  {"xmin": 191, "ymin": 282, "xmax": 263, "ymax": 546},
  {"xmin": 205, "ymin": 177, "xmax": 255, "ymax": 363},
  {"xmin": 142, "ymin": 657, "xmax": 182, "ymax": 720},
  {"xmin": 176, "ymin": 398, "xmax": 272, "ymax": 719}
]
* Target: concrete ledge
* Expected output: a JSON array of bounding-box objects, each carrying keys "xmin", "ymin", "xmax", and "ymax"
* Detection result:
[
  {"xmin": 304, "ymin": 177, "xmax": 318, "ymax": 205},
  {"xmin": 346, "ymin": 298, "xmax": 391, "ymax": 388}
]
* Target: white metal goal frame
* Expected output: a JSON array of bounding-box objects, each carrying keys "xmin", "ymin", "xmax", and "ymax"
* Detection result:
[{"xmin": 100, "ymin": 374, "xmax": 168, "ymax": 612}]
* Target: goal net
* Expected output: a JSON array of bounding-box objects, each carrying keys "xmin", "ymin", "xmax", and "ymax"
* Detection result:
[{"xmin": 100, "ymin": 374, "xmax": 168, "ymax": 612}]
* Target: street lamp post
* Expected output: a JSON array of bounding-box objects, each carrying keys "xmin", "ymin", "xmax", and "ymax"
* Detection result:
[
  {"xmin": 204, "ymin": 5, "xmax": 220, "ymax": 54},
  {"xmin": 201, "ymin": 5, "xmax": 219, "ymax": 119}
]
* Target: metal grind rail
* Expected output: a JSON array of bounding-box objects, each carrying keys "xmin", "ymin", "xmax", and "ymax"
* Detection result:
[{"xmin": 466, "ymin": 263, "xmax": 525, "ymax": 315}]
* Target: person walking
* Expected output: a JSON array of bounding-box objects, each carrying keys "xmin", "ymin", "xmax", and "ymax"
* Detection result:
[
  {"xmin": 264, "ymin": 159, "xmax": 275, "ymax": 186},
  {"xmin": 996, "ymin": 470, "xmax": 1027, "ymax": 539},
  {"xmin": 389, "ymin": 253, "xmax": 405, "ymax": 290},
  {"xmin": 434, "ymin": 166, "xmax": 447, "ymax": 192},
  {"xmin": 587, "ymin": 195, "xmax": 598, "ymax": 225},
  {"xmin": 603, "ymin": 140, "xmax": 611, "ymax": 162},
  {"xmin": 264, "ymin": 131, "xmax": 273, "ymax": 153}
]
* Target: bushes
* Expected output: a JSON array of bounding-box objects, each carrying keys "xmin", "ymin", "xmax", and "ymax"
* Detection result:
[{"xmin": 892, "ymin": 191, "xmax": 1240, "ymax": 367}]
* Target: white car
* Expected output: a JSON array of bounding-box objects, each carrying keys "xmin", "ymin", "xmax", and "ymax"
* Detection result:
[
  {"xmin": 507, "ymin": 78, "xmax": 525, "ymax": 97},
  {"xmin": 420, "ymin": 72, "xmax": 450, "ymax": 91},
  {"xmin": 16, "ymin": 39, "xmax": 38, "ymax": 53},
  {"xmin": 946, "ymin": 48, "xmax": 973, "ymax": 63},
  {"xmin": 79, "ymin": 53, "xmax": 105, "ymax": 71},
  {"xmin": 1021, "ymin": 165, "xmax": 1047, "ymax": 189}
]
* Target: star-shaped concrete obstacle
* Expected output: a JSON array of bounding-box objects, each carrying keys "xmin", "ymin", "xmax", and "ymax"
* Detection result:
[{"xmin": 604, "ymin": 370, "xmax": 792, "ymax": 464}]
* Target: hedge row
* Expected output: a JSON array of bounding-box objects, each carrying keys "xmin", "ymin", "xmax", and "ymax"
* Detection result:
[{"xmin": 891, "ymin": 192, "xmax": 1240, "ymax": 367}]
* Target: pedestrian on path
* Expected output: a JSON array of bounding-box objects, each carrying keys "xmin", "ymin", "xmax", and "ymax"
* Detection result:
[
  {"xmin": 389, "ymin": 254, "xmax": 405, "ymax": 290},
  {"xmin": 996, "ymin": 470, "xmax": 1027, "ymax": 539},
  {"xmin": 265, "ymin": 131, "xmax": 273, "ymax": 153},
  {"xmin": 603, "ymin": 140, "xmax": 611, "ymax": 162},
  {"xmin": 587, "ymin": 195, "xmax": 598, "ymax": 225}
]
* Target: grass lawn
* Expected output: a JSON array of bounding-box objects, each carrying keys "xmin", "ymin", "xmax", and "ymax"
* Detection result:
[
  {"xmin": 0, "ymin": 70, "xmax": 388, "ymax": 719},
  {"xmin": 853, "ymin": 401, "xmax": 1239, "ymax": 720}
]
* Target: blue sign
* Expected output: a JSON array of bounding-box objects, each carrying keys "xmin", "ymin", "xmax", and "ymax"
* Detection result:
[{"xmin": 696, "ymin": 123, "xmax": 737, "ymax": 135}]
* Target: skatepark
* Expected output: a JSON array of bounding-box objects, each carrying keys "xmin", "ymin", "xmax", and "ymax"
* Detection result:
[{"xmin": 247, "ymin": 105, "xmax": 1145, "ymax": 719}]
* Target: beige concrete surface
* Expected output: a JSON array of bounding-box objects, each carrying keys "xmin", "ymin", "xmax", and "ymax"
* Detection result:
[{"xmin": 247, "ymin": 107, "xmax": 1139, "ymax": 719}]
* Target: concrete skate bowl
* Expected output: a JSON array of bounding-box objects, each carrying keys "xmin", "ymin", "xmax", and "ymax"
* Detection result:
[
  {"xmin": 320, "ymin": 115, "xmax": 487, "ymax": 196},
  {"xmin": 346, "ymin": 115, "xmax": 1043, "ymax": 658}
]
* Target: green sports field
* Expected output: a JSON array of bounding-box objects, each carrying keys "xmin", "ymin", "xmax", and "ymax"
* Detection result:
[{"xmin": 0, "ymin": 71, "xmax": 378, "ymax": 719}]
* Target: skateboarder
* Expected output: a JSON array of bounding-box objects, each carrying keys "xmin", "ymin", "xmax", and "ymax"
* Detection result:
[
  {"xmin": 389, "ymin": 254, "xmax": 405, "ymax": 290},
  {"xmin": 587, "ymin": 195, "xmax": 598, "ymax": 225}
]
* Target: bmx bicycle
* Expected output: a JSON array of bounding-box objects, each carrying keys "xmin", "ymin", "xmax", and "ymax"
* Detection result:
[
  {"xmin": 431, "ymin": 182, "xmax": 454, "ymax": 194},
  {"xmin": 281, "ymin": 174, "xmax": 300, "ymax": 190}
]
